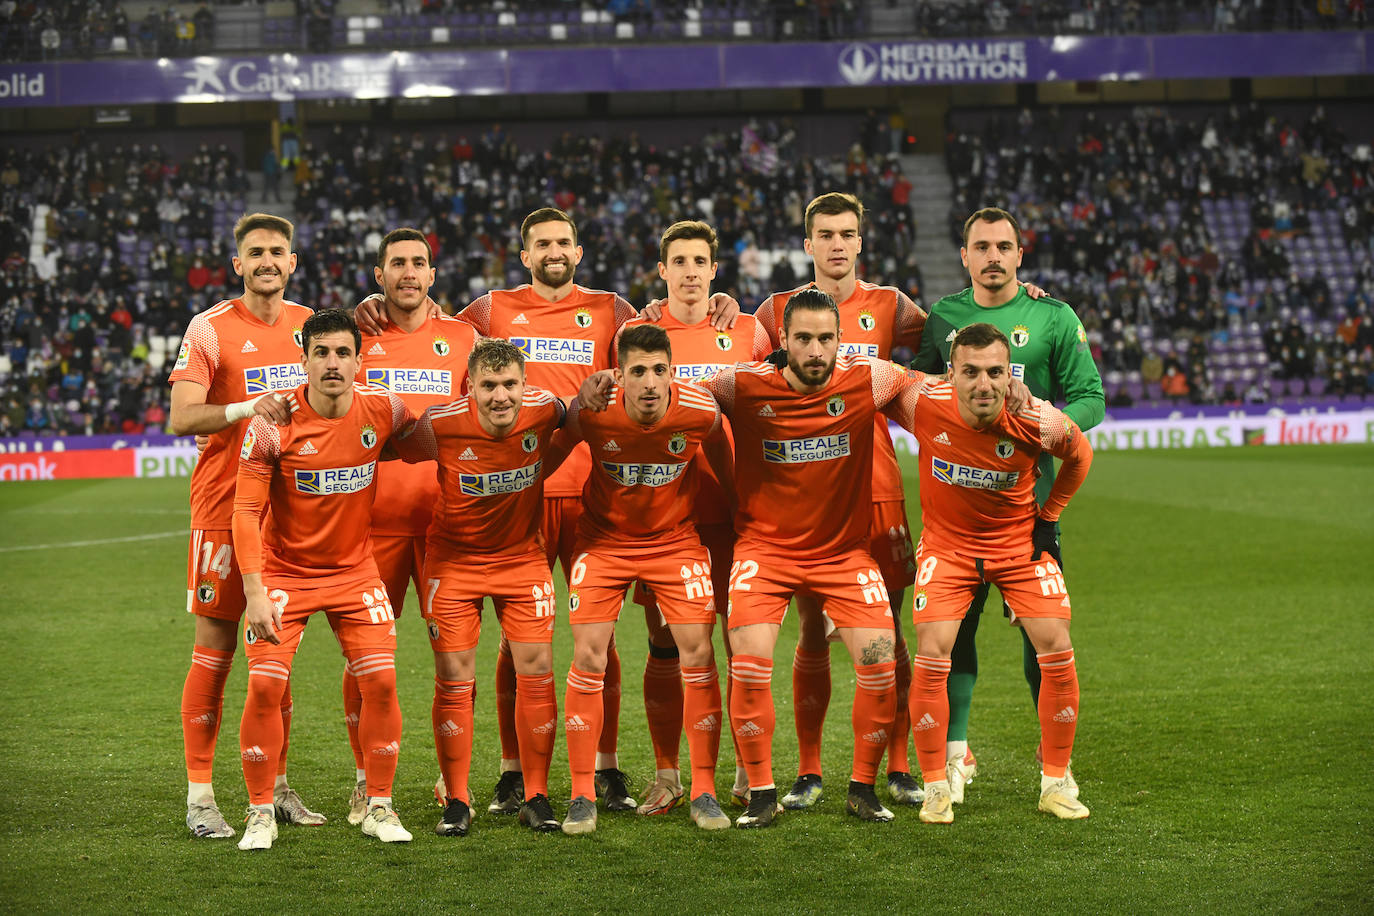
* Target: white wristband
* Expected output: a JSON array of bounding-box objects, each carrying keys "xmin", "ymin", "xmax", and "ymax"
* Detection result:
[{"xmin": 225, "ymin": 395, "xmax": 266, "ymax": 423}]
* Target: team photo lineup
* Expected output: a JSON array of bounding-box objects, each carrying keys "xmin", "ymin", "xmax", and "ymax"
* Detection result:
[{"xmin": 172, "ymin": 191, "xmax": 1101, "ymax": 848}]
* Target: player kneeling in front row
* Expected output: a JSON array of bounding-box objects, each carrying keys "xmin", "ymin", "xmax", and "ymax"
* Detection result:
[
  {"xmin": 900, "ymin": 323, "xmax": 1093, "ymax": 824},
  {"xmin": 552, "ymin": 325, "xmax": 735, "ymax": 834},
  {"xmin": 233, "ymin": 308, "xmax": 415, "ymax": 849},
  {"xmin": 392, "ymin": 338, "xmax": 567, "ymax": 836}
]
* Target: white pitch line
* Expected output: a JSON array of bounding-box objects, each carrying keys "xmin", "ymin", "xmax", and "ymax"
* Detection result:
[{"xmin": 0, "ymin": 530, "xmax": 185, "ymax": 553}]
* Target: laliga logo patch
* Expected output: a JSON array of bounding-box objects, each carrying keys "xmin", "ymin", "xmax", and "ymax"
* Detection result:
[
  {"xmin": 1011, "ymin": 325, "xmax": 1030, "ymax": 348},
  {"xmin": 858, "ymin": 311, "xmax": 876, "ymax": 331},
  {"xmin": 175, "ymin": 340, "xmax": 190, "ymax": 370},
  {"xmin": 427, "ymin": 619, "xmax": 440, "ymax": 641},
  {"xmin": 360, "ymin": 424, "xmax": 378, "ymax": 449},
  {"xmin": 292, "ymin": 327, "xmax": 303, "ymax": 349},
  {"xmin": 432, "ymin": 336, "xmax": 450, "ymax": 357},
  {"xmin": 914, "ymin": 591, "xmax": 928, "ymax": 612},
  {"xmin": 715, "ymin": 332, "xmax": 733, "ymax": 352},
  {"xmin": 240, "ymin": 426, "xmax": 256, "ymax": 460},
  {"xmin": 197, "ymin": 581, "xmax": 216, "ymax": 604},
  {"xmin": 826, "ymin": 395, "xmax": 845, "ymax": 417},
  {"xmin": 522, "ymin": 429, "xmax": 539, "ymax": 453},
  {"xmin": 1076, "ymin": 324, "xmax": 1087, "ymax": 345},
  {"xmin": 996, "ymin": 438, "xmax": 1015, "ymax": 459},
  {"xmin": 667, "ymin": 432, "xmax": 687, "ymax": 455},
  {"xmin": 574, "ymin": 309, "xmax": 593, "ymax": 328}
]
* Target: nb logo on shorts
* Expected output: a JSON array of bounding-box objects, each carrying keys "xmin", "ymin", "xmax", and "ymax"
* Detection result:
[
  {"xmin": 1035, "ymin": 560, "xmax": 1066, "ymax": 598},
  {"xmin": 857, "ymin": 568, "xmax": 889, "ymax": 607},
  {"xmin": 679, "ymin": 561, "xmax": 713, "ymax": 602}
]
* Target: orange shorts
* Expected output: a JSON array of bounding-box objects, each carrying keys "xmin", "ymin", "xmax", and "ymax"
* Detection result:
[
  {"xmin": 186, "ymin": 529, "xmax": 246, "ymax": 621},
  {"xmin": 869, "ymin": 499, "xmax": 916, "ymax": 590},
  {"xmin": 372, "ymin": 533, "xmax": 425, "ymax": 618},
  {"xmin": 570, "ymin": 541, "xmax": 716, "ymax": 627},
  {"xmin": 909, "ymin": 538, "xmax": 1073, "ymax": 625},
  {"xmin": 422, "ymin": 549, "xmax": 557, "ymax": 652},
  {"xmin": 726, "ymin": 545, "xmax": 894, "ymax": 632},
  {"xmin": 244, "ymin": 577, "xmax": 398, "ymax": 664},
  {"xmin": 542, "ymin": 496, "xmax": 583, "ymax": 585},
  {"xmin": 633, "ymin": 522, "xmax": 734, "ymax": 623}
]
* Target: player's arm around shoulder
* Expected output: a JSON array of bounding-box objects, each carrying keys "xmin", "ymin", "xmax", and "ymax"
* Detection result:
[
  {"xmin": 700, "ymin": 397, "xmax": 736, "ymax": 512},
  {"xmin": 543, "ymin": 393, "xmax": 583, "ymax": 478},
  {"xmin": 377, "ymin": 392, "xmax": 417, "ymax": 461},
  {"xmin": 232, "ymin": 417, "xmax": 282, "ymax": 643}
]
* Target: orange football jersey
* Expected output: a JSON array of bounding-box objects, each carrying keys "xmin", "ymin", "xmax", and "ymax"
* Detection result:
[
  {"xmin": 359, "ymin": 312, "xmax": 480, "ymax": 536},
  {"xmin": 396, "ymin": 387, "xmax": 564, "ymax": 558},
  {"xmin": 616, "ymin": 311, "xmax": 770, "ymax": 526},
  {"xmin": 460, "ymin": 284, "xmax": 635, "ymax": 497},
  {"xmin": 906, "ymin": 381, "xmax": 1091, "ymax": 561},
  {"xmin": 570, "ymin": 378, "xmax": 722, "ymax": 553},
  {"xmin": 758, "ymin": 281, "xmax": 925, "ymax": 503},
  {"xmin": 168, "ymin": 298, "xmax": 314, "ymax": 528},
  {"xmin": 233, "ymin": 383, "xmax": 411, "ymax": 588},
  {"xmin": 696, "ymin": 355, "xmax": 924, "ymax": 558}
]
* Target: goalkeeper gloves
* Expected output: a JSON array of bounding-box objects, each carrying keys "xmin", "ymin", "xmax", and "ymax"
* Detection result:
[{"xmin": 1031, "ymin": 516, "xmax": 1061, "ymax": 563}]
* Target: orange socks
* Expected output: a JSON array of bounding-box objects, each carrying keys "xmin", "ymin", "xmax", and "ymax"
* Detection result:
[
  {"xmin": 643, "ymin": 651, "xmax": 683, "ymax": 770},
  {"xmin": 851, "ymin": 661, "xmax": 897, "ymax": 785},
  {"xmin": 599, "ymin": 645, "xmax": 621, "ymax": 757},
  {"xmin": 1036, "ymin": 649, "xmax": 1079, "ymax": 778},
  {"xmin": 681, "ymin": 664, "xmax": 721, "ymax": 799},
  {"xmin": 887, "ymin": 640, "xmax": 913, "ymax": 774},
  {"xmin": 351, "ymin": 652, "xmax": 402, "ymax": 798},
  {"xmin": 495, "ymin": 643, "xmax": 519, "ymax": 763},
  {"xmin": 432, "ymin": 678, "xmax": 474, "ymax": 805},
  {"xmin": 515, "ymin": 673, "xmax": 557, "ymax": 799},
  {"xmin": 791, "ymin": 647, "xmax": 831, "ymax": 777},
  {"xmin": 564, "ymin": 666, "xmax": 604, "ymax": 799},
  {"xmin": 729, "ymin": 654, "xmax": 775, "ymax": 790},
  {"xmin": 342, "ymin": 662, "xmax": 364, "ymax": 769},
  {"xmin": 181, "ymin": 645, "xmax": 233, "ymax": 784},
  {"xmin": 910, "ymin": 654, "xmax": 953, "ymax": 785},
  {"xmin": 240, "ymin": 657, "xmax": 289, "ymax": 805}
]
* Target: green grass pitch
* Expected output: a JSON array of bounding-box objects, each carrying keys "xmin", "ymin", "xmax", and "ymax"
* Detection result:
[{"xmin": 0, "ymin": 445, "xmax": 1370, "ymax": 914}]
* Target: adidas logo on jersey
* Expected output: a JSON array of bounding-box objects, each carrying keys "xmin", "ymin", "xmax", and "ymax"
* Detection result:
[
  {"xmin": 372, "ymin": 740, "xmax": 401, "ymax": 757},
  {"xmin": 914, "ymin": 712, "xmax": 939, "ymax": 731},
  {"xmin": 945, "ymin": 329, "xmax": 957, "ymax": 342},
  {"xmin": 757, "ymin": 404, "xmax": 776, "ymax": 418},
  {"xmin": 736, "ymin": 720, "xmax": 764, "ymax": 737},
  {"xmin": 438, "ymin": 719, "xmax": 463, "ymax": 737},
  {"xmin": 1052, "ymin": 706, "xmax": 1077, "ymax": 723},
  {"xmin": 693, "ymin": 714, "xmax": 719, "ymax": 732},
  {"xmin": 565, "ymin": 714, "xmax": 591, "ymax": 732},
  {"xmin": 298, "ymin": 440, "xmax": 318, "ymax": 456},
  {"xmin": 241, "ymin": 745, "xmax": 268, "ymax": 762},
  {"xmin": 367, "ymin": 342, "xmax": 387, "ymax": 355},
  {"xmin": 602, "ymin": 439, "xmax": 621, "ymax": 453},
  {"xmin": 862, "ymin": 729, "xmax": 889, "ymax": 744},
  {"xmin": 241, "ymin": 339, "xmax": 258, "ymax": 353},
  {"xmin": 458, "ymin": 447, "xmax": 478, "ymax": 461},
  {"xmin": 534, "ymin": 718, "xmax": 556, "ymax": 735},
  {"xmin": 934, "ymin": 432, "xmax": 951, "ymax": 445},
  {"xmin": 511, "ymin": 312, "xmax": 529, "ymax": 324}
]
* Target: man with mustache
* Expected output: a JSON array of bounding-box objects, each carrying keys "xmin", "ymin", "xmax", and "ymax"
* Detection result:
[
  {"xmin": 910, "ymin": 207, "xmax": 1104, "ymax": 806},
  {"xmin": 168, "ymin": 212, "xmax": 321, "ymax": 839}
]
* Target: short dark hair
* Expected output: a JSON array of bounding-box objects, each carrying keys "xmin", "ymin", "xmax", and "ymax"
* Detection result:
[
  {"xmin": 468, "ymin": 337, "xmax": 525, "ymax": 376},
  {"xmin": 962, "ymin": 207, "xmax": 1021, "ymax": 247},
  {"xmin": 950, "ymin": 322, "xmax": 1011, "ymax": 364},
  {"xmin": 376, "ymin": 227, "xmax": 432, "ymax": 268},
  {"xmin": 804, "ymin": 192, "xmax": 864, "ymax": 237},
  {"xmin": 617, "ymin": 324, "xmax": 672, "ymax": 366},
  {"xmin": 520, "ymin": 207, "xmax": 578, "ymax": 247},
  {"xmin": 301, "ymin": 308, "xmax": 360, "ymax": 354},
  {"xmin": 782, "ymin": 288, "xmax": 840, "ymax": 335},
  {"xmin": 659, "ymin": 220, "xmax": 718, "ymax": 264},
  {"xmin": 233, "ymin": 212, "xmax": 293, "ymax": 249}
]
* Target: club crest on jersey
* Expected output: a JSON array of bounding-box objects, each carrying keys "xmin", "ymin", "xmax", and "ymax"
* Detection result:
[
  {"xmin": 996, "ymin": 438, "xmax": 1015, "ymax": 459},
  {"xmin": 360, "ymin": 425, "xmax": 378, "ymax": 449},
  {"xmin": 667, "ymin": 432, "xmax": 688, "ymax": 455},
  {"xmin": 574, "ymin": 308, "xmax": 593, "ymax": 328},
  {"xmin": 292, "ymin": 327, "xmax": 303, "ymax": 349},
  {"xmin": 427, "ymin": 619, "xmax": 440, "ymax": 641},
  {"xmin": 245, "ymin": 628, "xmax": 257, "ymax": 645},
  {"xmin": 432, "ymin": 336, "xmax": 450, "ymax": 357},
  {"xmin": 858, "ymin": 311, "xmax": 876, "ymax": 331},
  {"xmin": 715, "ymin": 333, "xmax": 733, "ymax": 352},
  {"xmin": 1011, "ymin": 325, "xmax": 1030, "ymax": 348},
  {"xmin": 196, "ymin": 580, "xmax": 216, "ymax": 604},
  {"xmin": 826, "ymin": 395, "xmax": 845, "ymax": 417},
  {"xmin": 569, "ymin": 591, "xmax": 580, "ymax": 612},
  {"xmin": 240, "ymin": 426, "xmax": 256, "ymax": 459},
  {"xmin": 522, "ymin": 429, "xmax": 539, "ymax": 453},
  {"xmin": 914, "ymin": 591, "xmax": 928, "ymax": 613}
]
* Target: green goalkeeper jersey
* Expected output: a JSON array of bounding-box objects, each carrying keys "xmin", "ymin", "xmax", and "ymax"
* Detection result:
[{"xmin": 911, "ymin": 285, "xmax": 1105, "ymax": 501}]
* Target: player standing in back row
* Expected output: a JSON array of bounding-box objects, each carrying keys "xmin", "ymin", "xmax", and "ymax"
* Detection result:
[
  {"xmin": 910, "ymin": 207, "xmax": 1104, "ymax": 805},
  {"xmin": 168, "ymin": 212, "xmax": 322, "ymax": 838}
]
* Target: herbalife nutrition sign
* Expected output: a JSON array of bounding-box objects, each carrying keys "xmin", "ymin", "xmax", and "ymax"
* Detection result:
[{"xmin": 837, "ymin": 41, "xmax": 1030, "ymax": 85}]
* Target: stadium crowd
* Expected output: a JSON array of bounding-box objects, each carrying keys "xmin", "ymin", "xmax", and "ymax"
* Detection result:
[{"xmin": 944, "ymin": 102, "xmax": 1374, "ymax": 406}]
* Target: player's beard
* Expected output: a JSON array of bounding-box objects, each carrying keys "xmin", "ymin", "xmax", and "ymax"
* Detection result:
[
  {"xmin": 533, "ymin": 258, "xmax": 574, "ymax": 289},
  {"xmin": 976, "ymin": 267, "xmax": 1011, "ymax": 294},
  {"xmin": 789, "ymin": 353, "xmax": 835, "ymax": 388}
]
